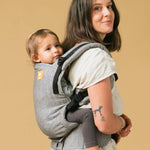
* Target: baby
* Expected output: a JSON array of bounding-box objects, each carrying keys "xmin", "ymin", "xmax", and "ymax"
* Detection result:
[{"xmin": 26, "ymin": 29, "xmax": 109, "ymax": 150}]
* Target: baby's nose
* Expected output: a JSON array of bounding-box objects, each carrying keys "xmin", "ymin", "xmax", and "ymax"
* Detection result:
[{"xmin": 52, "ymin": 47, "xmax": 58, "ymax": 53}]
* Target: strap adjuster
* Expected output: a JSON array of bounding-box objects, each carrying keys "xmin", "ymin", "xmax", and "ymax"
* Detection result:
[{"xmin": 66, "ymin": 91, "xmax": 88, "ymax": 112}]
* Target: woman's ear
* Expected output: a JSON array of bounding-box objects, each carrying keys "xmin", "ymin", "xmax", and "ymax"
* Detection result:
[{"xmin": 31, "ymin": 54, "xmax": 41, "ymax": 63}]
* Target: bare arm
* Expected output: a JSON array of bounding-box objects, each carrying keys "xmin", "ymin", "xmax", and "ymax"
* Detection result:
[{"xmin": 87, "ymin": 77, "xmax": 126, "ymax": 134}]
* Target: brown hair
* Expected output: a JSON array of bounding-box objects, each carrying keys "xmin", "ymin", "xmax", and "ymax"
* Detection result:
[
  {"xmin": 62, "ymin": 0, "xmax": 121, "ymax": 52},
  {"xmin": 26, "ymin": 29, "xmax": 59, "ymax": 63}
]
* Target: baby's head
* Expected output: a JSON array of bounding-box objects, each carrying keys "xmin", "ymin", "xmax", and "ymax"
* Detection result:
[{"xmin": 26, "ymin": 29, "xmax": 63, "ymax": 64}]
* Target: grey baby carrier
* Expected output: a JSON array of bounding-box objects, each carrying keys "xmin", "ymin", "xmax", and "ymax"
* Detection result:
[{"xmin": 33, "ymin": 42, "xmax": 118, "ymax": 140}]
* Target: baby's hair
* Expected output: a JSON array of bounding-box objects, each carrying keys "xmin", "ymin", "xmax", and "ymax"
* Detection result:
[{"xmin": 26, "ymin": 29, "xmax": 59, "ymax": 63}]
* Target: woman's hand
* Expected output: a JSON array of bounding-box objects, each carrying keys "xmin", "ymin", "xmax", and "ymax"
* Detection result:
[
  {"xmin": 119, "ymin": 114, "xmax": 132, "ymax": 137},
  {"xmin": 113, "ymin": 114, "xmax": 132, "ymax": 144}
]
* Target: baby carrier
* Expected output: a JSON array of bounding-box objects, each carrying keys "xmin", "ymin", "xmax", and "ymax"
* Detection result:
[{"xmin": 33, "ymin": 42, "xmax": 118, "ymax": 142}]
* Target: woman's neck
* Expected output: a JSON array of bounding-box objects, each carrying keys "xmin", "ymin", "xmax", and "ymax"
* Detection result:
[{"xmin": 99, "ymin": 33, "xmax": 106, "ymax": 41}]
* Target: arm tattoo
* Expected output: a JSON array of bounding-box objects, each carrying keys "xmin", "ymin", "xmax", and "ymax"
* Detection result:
[{"xmin": 93, "ymin": 106, "xmax": 105, "ymax": 121}]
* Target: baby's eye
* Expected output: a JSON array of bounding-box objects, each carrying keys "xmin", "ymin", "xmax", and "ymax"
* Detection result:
[
  {"xmin": 46, "ymin": 47, "xmax": 51, "ymax": 51},
  {"xmin": 55, "ymin": 44, "xmax": 61, "ymax": 48}
]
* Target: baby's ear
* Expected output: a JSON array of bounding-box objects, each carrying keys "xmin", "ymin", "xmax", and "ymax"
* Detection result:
[{"xmin": 31, "ymin": 54, "xmax": 41, "ymax": 63}]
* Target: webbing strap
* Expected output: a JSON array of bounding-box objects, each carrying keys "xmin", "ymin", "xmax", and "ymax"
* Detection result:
[{"xmin": 66, "ymin": 90, "xmax": 88, "ymax": 112}]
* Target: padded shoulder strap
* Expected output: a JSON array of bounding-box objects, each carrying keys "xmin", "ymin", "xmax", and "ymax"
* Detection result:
[
  {"xmin": 53, "ymin": 42, "xmax": 88, "ymax": 94},
  {"xmin": 53, "ymin": 42, "xmax": 118, "ymax": 94}
]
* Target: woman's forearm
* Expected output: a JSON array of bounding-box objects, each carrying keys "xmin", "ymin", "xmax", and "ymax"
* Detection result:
[
  {"xmin": 93, "ymin": 111, "xmax": 126, "ymax": 134},
  {"xmin": 87, "ymin": 77, "xmax": 126, "ymax": 134}
]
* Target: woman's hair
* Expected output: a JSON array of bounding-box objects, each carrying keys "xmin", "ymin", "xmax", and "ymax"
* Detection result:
[
  {"xmin": 62, "ymin": 0, "xmax": 121, "ymax": 52},
  {"xmin": 26, "ymin": 29, "xmax": 59, "ymax": 63}
]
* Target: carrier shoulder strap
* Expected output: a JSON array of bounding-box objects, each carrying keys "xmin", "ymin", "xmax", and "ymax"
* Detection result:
[
  {"xmin": 53, "ymin": 42, "xmax": 88, "ymax": 94},
  {"xmin": 53, "ymin": 42, "xmax": 118, "ymax": 112},
  {"xmin": 53, "ymin": 42, "xmax": 118, "ymax": 95}
]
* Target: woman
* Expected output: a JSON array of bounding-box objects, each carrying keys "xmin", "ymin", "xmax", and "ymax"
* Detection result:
[{"xmin": 51, "ymin": 0, "xmax": 132, "ymax": 149}]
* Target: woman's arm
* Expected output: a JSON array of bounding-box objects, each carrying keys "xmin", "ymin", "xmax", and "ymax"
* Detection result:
[{"xmin": 87, "ymin": 77, "xmax": 126, "ymax": 134}]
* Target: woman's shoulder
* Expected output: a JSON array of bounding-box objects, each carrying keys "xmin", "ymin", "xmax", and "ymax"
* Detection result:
[
  {"xmin": 69, "ymin": 47, "xmax": 117, "ymax": 89},
  {"xmin": 70, "ymin": 47, "xmax": 117, "ymax": 73},
  {"xmin": 77, "ymin": 47, "xmax": 113, "ymax": 65}
]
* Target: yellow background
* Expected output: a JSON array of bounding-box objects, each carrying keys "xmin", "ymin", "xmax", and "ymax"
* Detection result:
[{"xmin": 0, "ymin": 0, "xmax": 150, "ymax": 149}]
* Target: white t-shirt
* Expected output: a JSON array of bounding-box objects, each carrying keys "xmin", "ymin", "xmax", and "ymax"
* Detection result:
[{"xmin": 68, "ymin": 47, "xmax": 124, "ymax": 116}]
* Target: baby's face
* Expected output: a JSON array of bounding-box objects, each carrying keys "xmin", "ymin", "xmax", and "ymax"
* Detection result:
[{"xmin": 36, "ymin": 34, "xmax": 63, "ymax": 64}]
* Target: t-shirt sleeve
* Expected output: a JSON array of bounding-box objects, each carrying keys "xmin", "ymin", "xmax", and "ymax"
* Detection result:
[{"xmin": 68, "ymin": 48, "xmax": 117, "ymax": 89}]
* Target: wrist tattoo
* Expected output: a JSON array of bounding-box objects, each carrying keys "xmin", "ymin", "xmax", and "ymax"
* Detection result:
[{"xmin": 93, "ymin": 106, "xmax": 105, "ymax": 121}]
